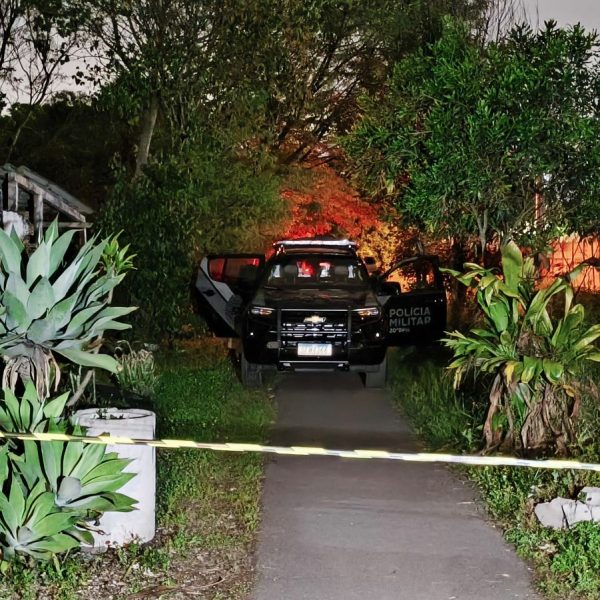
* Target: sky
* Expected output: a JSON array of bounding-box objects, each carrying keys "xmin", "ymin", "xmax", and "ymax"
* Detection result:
[{"xmin": 523, "ymin": 0, "xmax": 600, "ymax": 30}]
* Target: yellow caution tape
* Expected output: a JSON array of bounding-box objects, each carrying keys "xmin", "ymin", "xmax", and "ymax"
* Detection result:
[{"xmin": 0, "ymin": 429, "xmax": 598, "ymax": 471}]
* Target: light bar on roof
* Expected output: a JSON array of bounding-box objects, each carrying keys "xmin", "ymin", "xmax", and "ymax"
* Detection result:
[{"xmin": 274, "ymin": 239, "xmax": 357, "ymax": 248}]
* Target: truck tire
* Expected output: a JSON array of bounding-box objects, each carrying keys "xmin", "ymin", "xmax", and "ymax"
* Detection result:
[
  {"xmin": 241, "ymin": 351, "xmax": 262, "ymax": 388},
  {"xmin": 364, "ymin": 354, "xmax": 387, "ymax": 389}
]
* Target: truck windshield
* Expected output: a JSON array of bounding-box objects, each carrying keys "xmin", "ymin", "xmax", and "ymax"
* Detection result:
[{"xmin": 261, "ymin": 255, "xmax": 369, "ymax": 289}]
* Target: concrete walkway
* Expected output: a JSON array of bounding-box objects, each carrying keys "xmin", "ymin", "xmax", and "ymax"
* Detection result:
[{"xmin": 252, "ymin": 372, "xmax": 540, "ymax": 600}]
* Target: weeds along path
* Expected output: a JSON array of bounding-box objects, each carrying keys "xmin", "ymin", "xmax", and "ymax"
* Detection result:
[
  {"xmin": 0, "ymin": 343, "xmax": 275, "ymax": 600},
  {"xmin": 391, "ymin": 346, "xmax": 600, "ymax": 600}
]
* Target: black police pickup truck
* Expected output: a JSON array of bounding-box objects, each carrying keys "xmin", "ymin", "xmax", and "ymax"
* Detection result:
[{"xmin": 196, "ymin": 239, "xmax": 446, "ymax": 387}]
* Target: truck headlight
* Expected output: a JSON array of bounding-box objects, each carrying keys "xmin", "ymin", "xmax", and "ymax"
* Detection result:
[
  {"xmin": 250, "ymin": 306, "xmax": 274, "ymax": 317},
  {"xmin": 353, "ymin": 307, "xmax": 380, "ymax": 318}
]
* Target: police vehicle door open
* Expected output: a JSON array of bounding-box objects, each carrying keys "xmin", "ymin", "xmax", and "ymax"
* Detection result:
[
  {"xmin": 196, "ymin": 254, "xmax": 265, "ymax": 337},
  {"xmin": 376, "ymin": 255, "xmax": 447, "ymax": 346}
]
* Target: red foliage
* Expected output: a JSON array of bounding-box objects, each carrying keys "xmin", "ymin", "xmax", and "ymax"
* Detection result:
[{"xmin": 278, "ymin": 165, "xmax": 381, "ymax": 242}]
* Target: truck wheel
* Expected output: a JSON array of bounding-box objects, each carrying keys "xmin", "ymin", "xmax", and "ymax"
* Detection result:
[
  {"xmin": 241, "ymin": 351, "xmax": 262, "ymax": 388},
  {"xmin": 364, "ymin": 354, "xmax": 387, "ymax": 389}
]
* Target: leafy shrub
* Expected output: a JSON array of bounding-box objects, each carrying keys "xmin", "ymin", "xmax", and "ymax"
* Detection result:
[
  {"xmin": 444, "ymin": 242, "xmax": 600, "ymax": 453},
  {"xmin": 548, "ymin": 522, "xmax": 600, "ymax": 595},
  {"xmin": 98, "ymin": 144, "xmax": 284, "ymax": 339}
]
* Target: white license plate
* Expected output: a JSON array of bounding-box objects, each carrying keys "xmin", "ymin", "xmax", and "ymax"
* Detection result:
[{"xmin": 297, "ymin": 343, "xmax": 333, "ymax": 357}]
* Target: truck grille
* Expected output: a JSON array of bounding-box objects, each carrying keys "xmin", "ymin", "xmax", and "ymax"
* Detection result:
[{"xmin": 278, "ymin": 309, "xmax": 349, "ymax": 346}]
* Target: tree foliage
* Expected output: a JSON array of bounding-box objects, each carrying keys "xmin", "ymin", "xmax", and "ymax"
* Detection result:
[
  {"xmin": 0, "ymin": 0, "xmax": 86, "ymax": 161},
  {"xmin": 345, "ymin": 19, "xmax": 600, "ymax": 257},
  {"xmin": 79, "ymin": 0, "xmax": 244, "ymax": 174},
  {"xmin": 74, "ymin": 0, "xmax": 489, "ymax": 172},
  {"xmin": 0, "ymin": 93, "xmax": 131, "ymax": 207},
  {"xmin": 98, "ymin": 139, "xmax": 284, "ymax": 338},
  {"xmin": 258, "ymin": 0, "xmax": 488, "ymax": 161}
]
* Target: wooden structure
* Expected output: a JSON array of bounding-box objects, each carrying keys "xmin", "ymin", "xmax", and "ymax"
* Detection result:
[{"xmin": 0, "ymin": 164, "xmax": 93, "ymax": 245}]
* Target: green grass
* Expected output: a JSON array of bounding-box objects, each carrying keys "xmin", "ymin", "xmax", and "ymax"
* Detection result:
[
  {"xmin": 389, "ymin": 348, "xmax": 600, "ymax": 600},
  {"xmin": 388, "ymin": 347, "xmax": 484, "ymax": 451},
  {"xmin": 0, "ymin": 342, "xmax": 274, "ymax": 599}
]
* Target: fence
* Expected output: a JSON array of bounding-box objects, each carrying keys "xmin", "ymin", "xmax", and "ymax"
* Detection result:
[{"xmin": 542, "ymin": 235, "xmax": 600, "ymax": 292}]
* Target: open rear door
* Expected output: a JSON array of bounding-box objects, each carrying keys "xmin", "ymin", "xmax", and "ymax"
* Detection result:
[
  {"xmin": 376, "ymin": 255, "xmax": 447, "ymax": 346},
  {"xmin": 196, "ymin": 254, "xmax": 265, "ymax": 337}
]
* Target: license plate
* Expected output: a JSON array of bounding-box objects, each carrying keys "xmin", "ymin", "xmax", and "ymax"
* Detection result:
[{"xmin": 297, "ymin": 343, "xmax": 332, "ymax": 357}]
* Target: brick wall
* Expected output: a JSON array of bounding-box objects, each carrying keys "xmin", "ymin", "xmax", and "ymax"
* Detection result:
[{"xmin": 541, "ymin": 235, "xmax": 600, "ymax": 291}]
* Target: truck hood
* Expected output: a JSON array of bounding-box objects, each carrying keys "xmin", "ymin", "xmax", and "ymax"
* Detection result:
[{"xmin": 252, "ymin": 286, "xmax": 378, "ymax": 310}]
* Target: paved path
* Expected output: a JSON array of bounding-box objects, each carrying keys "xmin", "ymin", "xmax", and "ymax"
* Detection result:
[{"xmin": 252, "ymin": 372, "xmax": 540, "ymax": 600}]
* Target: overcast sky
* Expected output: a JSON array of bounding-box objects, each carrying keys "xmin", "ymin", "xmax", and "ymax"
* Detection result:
[{"xmin": 523, "ymin": 0, "xmax": 600, "ymax": 30}]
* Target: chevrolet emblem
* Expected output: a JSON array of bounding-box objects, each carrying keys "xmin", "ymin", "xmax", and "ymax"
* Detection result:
[{"xmin": 304, "ymin": 315, "xmax": 326, "ymax": 325}]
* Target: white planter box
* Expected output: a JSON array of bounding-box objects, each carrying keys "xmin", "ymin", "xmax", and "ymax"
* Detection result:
[{"xmin": 72, "ymin": 408, "xmax": 156, "ymax": 548}]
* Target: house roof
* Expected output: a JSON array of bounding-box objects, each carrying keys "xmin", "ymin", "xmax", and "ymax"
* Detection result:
[{"xmin": 1, "ymin": 163, "xmax": 94, "ymax": 216}]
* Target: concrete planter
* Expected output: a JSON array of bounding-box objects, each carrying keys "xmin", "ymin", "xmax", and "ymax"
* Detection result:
[{"xmin": 72, "ymin": 408, "xmax": 156, "ymax": 548}]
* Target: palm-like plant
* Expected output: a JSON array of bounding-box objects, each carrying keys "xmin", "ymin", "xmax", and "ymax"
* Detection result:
[
  {"xmin": 444, "ymin": 242, "xmax": 600, "ymax": 453},
  {"xmin": 0, "ymin": 222, "xmax": 135, "ymax": 399}
]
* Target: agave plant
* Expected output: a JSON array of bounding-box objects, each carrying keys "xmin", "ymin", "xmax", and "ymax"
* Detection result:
[
  {"xmin": 0, "ymin": 384, "xmax": 136, "ymax": 563},
  {"xmin": 0, "ymin": 221, "xmax": 136, "ymax": 399},
  {"xmin": 14, "ymin": 436, "xmax": 136, "ymax": 516},
  {"xmin": 443, "ymin": 241, "xmax": 600, "ymax": 453},
  {"xmin": 0, "ymin": 384, "xmax": 136, "ymax": 518},
  {"xmin": 0, "ymin": 383, "xmax": 69, "ymax": 436},
  {"xmin": 0, "ymin": 443, "xmax": 83, "ymax": 562},
  {"xmin": 0, "ymin": 475, "xmax": 81, "ymax": 561}
]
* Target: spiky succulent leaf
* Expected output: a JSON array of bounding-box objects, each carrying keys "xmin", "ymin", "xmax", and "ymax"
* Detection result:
[
  {"xmin": 0, "ymin": 384, "xmax": 68, "ymax": 434},
  {"xmin": 43, "ymin": 393, "xmax": 70, "ymax": 419},
  {"xmin": 44, "ymin": 220, "xmax": 59, "ymax": 244},
  {"xmin": 26, "ymin": 242, "xmax": 51, "ymax": 286},
  {"xmin": 27, "ymin": 277, "xmax": 55, "ymax": 320},
  {"xmin": 8, "ymin": 228, "xmax": 24, "ymax": 253},
  {"xmin": 0, "ymin": 229, "xmax": 21, "ymax": 274},
  {"xmin": 56, "ymin": 476, "xmax": 82, "ymax": 506},
  {"xmin": 0, "ymin": 445, "xmax": 8, "ymax": 484},
  {"xmin": 6, "ymin": 272, "xmax": 30, "ymax": 305},
  {"xmin": 27, "ymin": 319, "xmax": 58, "ymax": 344},
  {"xmin": 67, "ymin": 526, "xmax": 94, "ymax": 546},
  {"xmin": 48, "ymin": 231, "xmax": 76, "ymax": 277},
  {"xmin": 54, "ymin": 349, "xmax": 119, "ymax": 373},
  {"xmin": 3, "ymin": 290, "xmax": 31, "ymax": 332}
]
